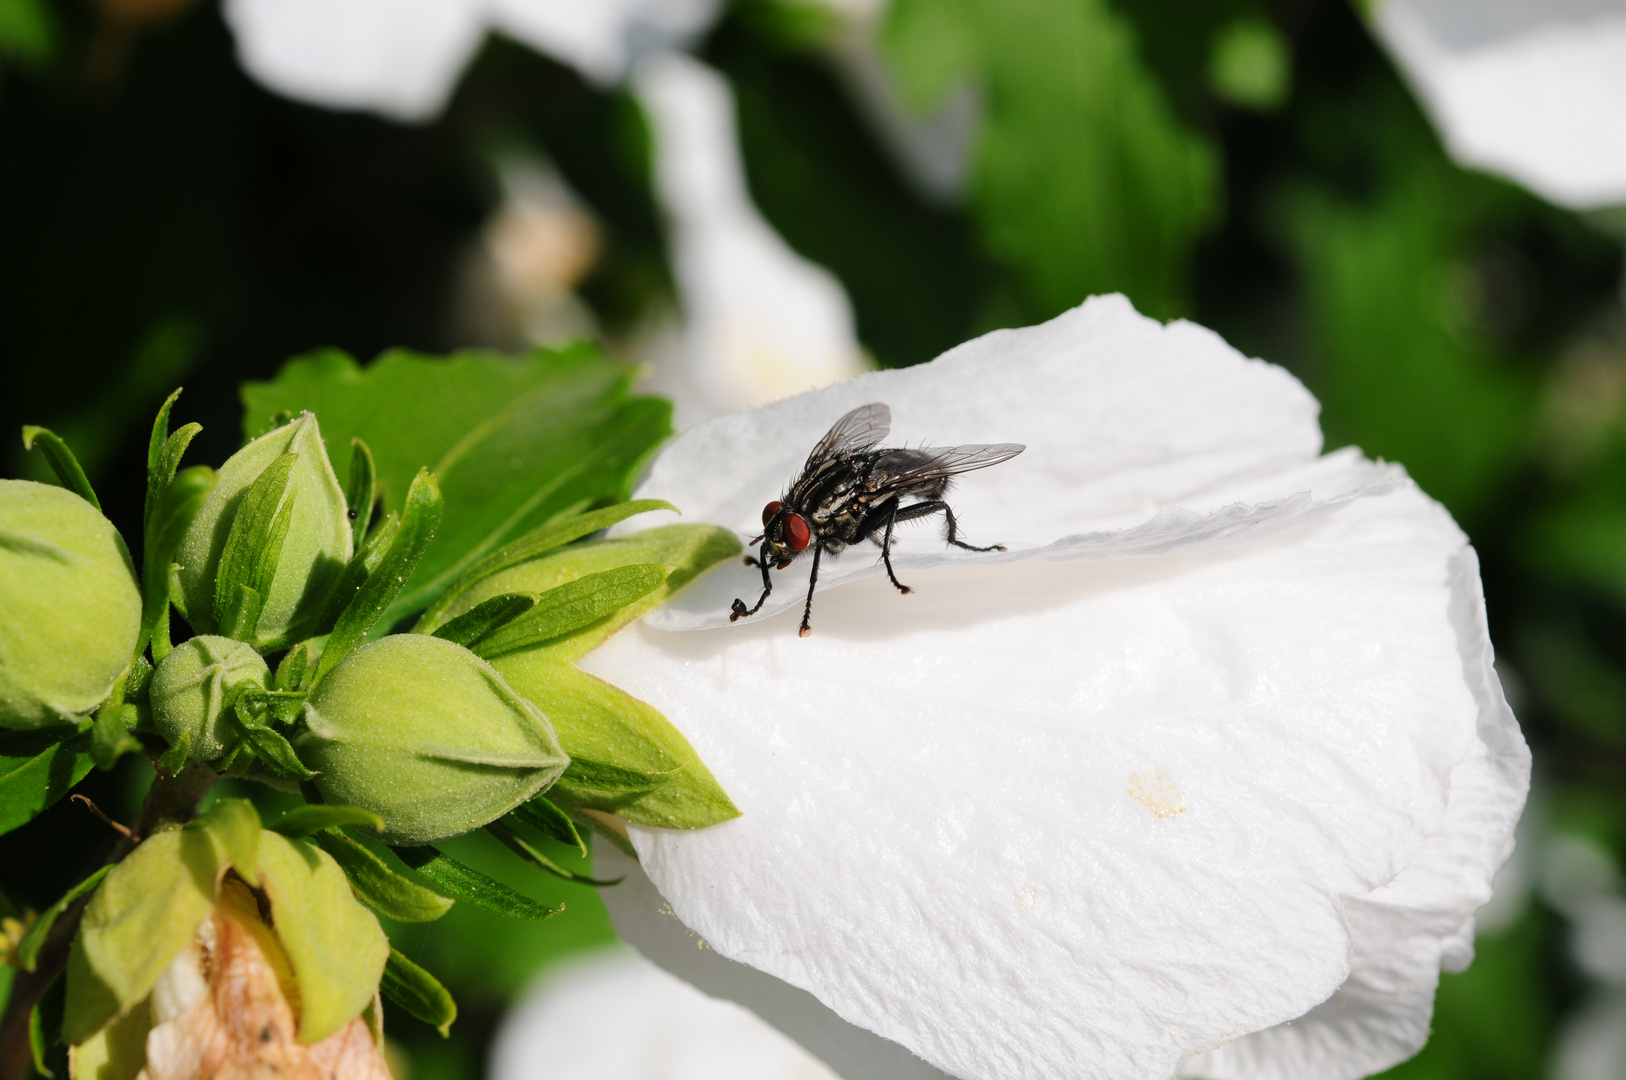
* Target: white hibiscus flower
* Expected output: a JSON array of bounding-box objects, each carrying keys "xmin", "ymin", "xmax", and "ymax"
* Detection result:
[
  {"xmin": 221, "ymin": 0, "xmax": 721, "ymax": 122},
  {"xmin": 634, "ymin": 52, "xmax": 868, "ymax": 427},
  {"xmin": 1369, "ymin": 0, "xmax": 1626, "ymax": 210},
  {"xmin": 492, "ymin": 948, "xmax": 840, "ymax": 1080},
  {"xmin": 222, "ymin": 2, "xmax": 868, "ymax": 427},
  {"xmin": 580, "ymin": 293, "xmax": 1530, "ymax": 1080}
]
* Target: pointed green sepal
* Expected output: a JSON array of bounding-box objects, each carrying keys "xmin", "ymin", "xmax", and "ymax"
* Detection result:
[
  {"xmin": 381, "ymin": 947, "xmax": 456, "ymax": 1037},
  {"xmin": 22, "ymin": 426, "xmax": 99, "ymax": 511}
]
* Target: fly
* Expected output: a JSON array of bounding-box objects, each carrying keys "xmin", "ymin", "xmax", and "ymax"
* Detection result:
[{"xmin": 730, "ymin": 402, "xmax": 1025, "ymax": 636}]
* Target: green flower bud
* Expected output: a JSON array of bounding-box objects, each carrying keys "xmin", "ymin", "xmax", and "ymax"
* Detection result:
[
  {"xmin": 298, "ymin": 635, "xmax": 569, "ymax": 845},
  {"xmin": 149, "ymin": 635, "xmax": 272, "ymax": 760},
  {"xmin": 0, "ymin": 480, "xmax": 141, "ymax": 729},
  {"xmin": 174, "ymin": 412, "xmax": 351, "ymax": 648}
]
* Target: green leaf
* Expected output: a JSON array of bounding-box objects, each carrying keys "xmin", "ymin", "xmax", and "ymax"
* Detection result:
[
  {"xmin": 145, "ymin": 390, "xmax": 204, "ymax": 529},
  {"xmin": 314, "ymin": 831, "xmax": 453, "ymax": 923},
  {"xmin": 271, "ymin": 805, "xmax": 386, "ymax": 838},
  {"xmin": 0, "ymin": 727, "xmax": 95, "ymax": 837},
  {"xmin": 315, "ymin": 468, "xmax": 442, "ymax": 684},
  {"xmin": 236, "ymin": 687, "xmax": 305, "ymax": 728},
  {"xmin": 417, "ymin": 499, "xmax": 677, "ymax": 627},
  {"xmin": 241, "ymin": 729, "xmax": 315, "ymax": 783},
  {"xmin": 511, "ymin": 665, "xmax": 736, "ymax": 829},
  {"xmin": 254, "ymin": 831, "xmax": 389, "ymax": 1043},
  {"xmin": 547, "ymin": 753, "xmax": 673, "ymax": 811},
  {"xmin": 883, "ymin": 0, "xmax": 1217, "ymax": 321},
  {"xmin": 510, "ymin": 795, "xmax": 586, "ymax": 857},
  {"xmin": 217, "ymin": 584, "xmax": 263, "ymax": 645},
  {"xmin": 192, "ymin": 798, "xmax": 261, "ymax": 888},
  {"xmin": 21, "ymin": 426, "xmax": 99, "ymax": 511},
  {"xmin": 64, "ymin": 826, "xmax": 221, "ymax": 1044},
  {"xmin": 212, "ymin": 452, "xmax": 298, "ymax": 637},
  {"xmin": 0, "ymin": 0, "xmax": 57, "ymax": 66},
  {"xmin": 316, "ymin": 510, "xmax": 400, "ymax": 631},
  {"xmin": 381, "ymin": 947, "xmax": 457, "ymax": 1037},
  {"xmin": 1273, "ymin": 89, "xmax": 1536, "ymax": 523},
  {"xmin": 470, "ymin": 565, "xmax": 671, "ymax": 659},
  {"xmin": 273, "ymin": 638, "xmax": 317, "ymax": 693},
  {"xmin": 487, "ymin": 821, "xmax": 622, "ymax": 887},
  {"xmin": 431, "ymin": 592, "xmax": 536, "ymax": 649},
  {"xmin": 63, "ymin": 1000, "xmax": 150, "ymax": 1080},
  {"xmin": 345, "ymin": 437, "xmax": 377, "ymax": 545},
  {"xmin": 155, "ymin": 732, "xmax": 190, "ymax": 777},
  {"xmin": 434, "ymin": 525, "xmax": 742, "ymax": 828},
  {"xmin": 230, "ymin": 700, "xmax": 315, "ymax": 782},
  {"xmin": 30, "ymin": 971, "xmax": 65, "ymax": 1078},
  {"xmin": 124, "ymin": 655, "xmax": 153, "ymax": 705},
  {"xmin": 240, "ymin": 344, "xmax": 672, "ymax": 625},
  {"xmin": 152, "ymin": 425, "xmax": 203, "ymax": 503},
  {"xmin": 141, "ymin": 465, "xmax": 214, "ymax": 662},
  {"xmin": 146, "ymin": 388, "xmax": 182, "ymax": 478},
  {"xmin": 1207, "ymin": 17, "xmax": 1291, "ymax": 112},
  {"xmin": 429, "ymin": 525, "xmax": 739, "ymax": 663},
  {"xmin": 90, "ymin": 703, "xmax": 140, "ymax": 771},
  {"xmin": 393, "ymin": 846, "xmax": 563, "ymax": 921},
  {"xmin": 15, "ymin": 865, "xmax": 112, "ymax": 972}
]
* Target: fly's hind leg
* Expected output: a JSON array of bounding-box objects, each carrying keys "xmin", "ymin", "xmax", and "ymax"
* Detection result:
[
  {"xmin": 894, "ymin": 499, "xmax": 1007, "ymax": 553},
  {"xmin": 879, "ymin": 506, "xmax": 912, "ymax": 595}
]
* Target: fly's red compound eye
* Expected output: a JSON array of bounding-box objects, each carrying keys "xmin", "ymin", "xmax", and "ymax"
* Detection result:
[
  {"xmin": 783, "ymin": 512, "xmax": 811, "ymax": 552},
  {"xmin": 761, "ymin": 500, "xmax": 783, "ymax": 527}
]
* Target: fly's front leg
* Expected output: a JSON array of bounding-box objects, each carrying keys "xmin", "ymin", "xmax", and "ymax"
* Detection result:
[
  {"xmin": 798, "ymin": 544, "xmax": 824, "ymax": 637},
  {"xmin": 731, "ymin": 541, "xmax": 775, "ymax": 621},
  {"xmin": 880, "ymin": 505, "xmax": 911, "ymax": 595}
]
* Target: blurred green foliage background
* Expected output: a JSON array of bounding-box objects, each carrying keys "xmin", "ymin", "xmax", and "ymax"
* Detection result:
[{"xmin": 3, "ymin": 0, "xmax": 1624, "ymax": 1078}]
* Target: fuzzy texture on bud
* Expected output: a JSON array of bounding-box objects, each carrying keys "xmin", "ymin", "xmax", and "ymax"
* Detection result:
[
  {"xmin": 149, "ymin": 635, "xmax": 273, "ymax": 761},
  {"xmin": 0, "ymin": 480, "xmax": 141, "ymax": 729},
  {"xmin": 173, "ymin": 413, "xmax": 352, "ymax": 649},
  {"xmin": 298, "ymin": 635, "xmax": 569, "ymax": 845}
]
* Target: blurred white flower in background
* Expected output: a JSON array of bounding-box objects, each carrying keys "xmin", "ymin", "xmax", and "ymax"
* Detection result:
[
  {"xmin": 491, "ymin": 948, "xmax": 840, "ymax": 1080},
  {"xmin": 589, "ymin": 294, "xmax": 1530, "ymax": 1080},
  {"xmin": 453, "ymin": 155, "xmax": 602, "ymax": 348},
  {"xmin": 1540, "ymin": 832, "xmax": 1626, "ymax": 1080},
  {"xmin": 633, "ymin": 52, "xmax": 867, "ymax": 427},
  {"xmin": 222, "ymin": 0, "xmax": 874, "ymax": 428},
  {"xmin": 1368, "ymin": 0, "xmax": 1626, "ymax": 210},
  {"xmin": 221, "ymin": 0, "xmax": 721, "ymax": 121}
]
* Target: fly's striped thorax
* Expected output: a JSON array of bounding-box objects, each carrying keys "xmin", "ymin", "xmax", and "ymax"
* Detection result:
[{"xmin": 791, "ymin": 453, "xmax": 876, "ymax": 529}]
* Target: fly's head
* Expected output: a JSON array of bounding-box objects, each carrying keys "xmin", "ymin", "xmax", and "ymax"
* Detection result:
[{"xmin": 759, "ymin": 499, "xmax": 811, "ymax": 567}]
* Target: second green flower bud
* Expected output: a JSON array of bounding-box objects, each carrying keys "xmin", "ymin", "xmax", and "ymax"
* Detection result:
[
  {"xmin": 296, "ymin": 635, "xmax": 569, "ymax": 845},
  {"xmin": 149, "ymin": 635, "xmax": 272, "ymax": 760}
]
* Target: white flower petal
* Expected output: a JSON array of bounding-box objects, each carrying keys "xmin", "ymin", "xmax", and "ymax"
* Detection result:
[
  {"xmin": 223, "ymin": 0, "xmax": 485, "ymax": 122},
  {"xmin": 489, "ymin": 0, "xmax": 722, "ymax": 84},
  {"xmin": 597, "ymin": 845, "xmax": 953, "ymax": 1080},
  {"xmin": 1371, "ymin": 0, "xmax": 1626, "ymax": 210},
  {"xmin": 582, "ymin": 296, "xmax": 1528, "ymax": 1080},
  {"xmin": 491, "ymin": 948, "xmax": 840, "ymax": 1080},
  {"xmin": 635, "ymin": 53, "xmax": 868, "ymax": 425},
  {"xmin": 1180, "ymin": 548, "xmax": 1529, "ymax": 1080},
  {"xmin": 629, "ymin": 294, "xmax": 1328, "ymax": 628}
]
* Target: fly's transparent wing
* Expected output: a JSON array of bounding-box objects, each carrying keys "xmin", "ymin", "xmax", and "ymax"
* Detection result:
[
  {"xmin": 805, "ymin": 403, "xmax": 891, "ymax": 469},
  {"xmin": 869, "ymin": 443, "xmax": 1026, "ymax": 488}
]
